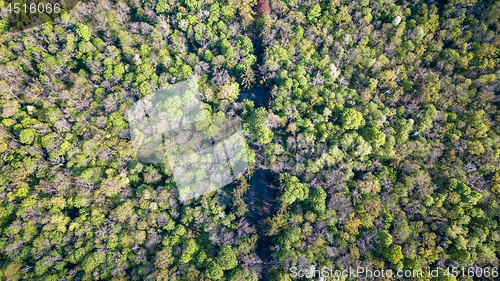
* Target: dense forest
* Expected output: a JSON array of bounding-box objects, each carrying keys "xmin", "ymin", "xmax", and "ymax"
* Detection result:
[{"xmin": 1, "ymin": 0, "xmax": 500, "ymax": 280}]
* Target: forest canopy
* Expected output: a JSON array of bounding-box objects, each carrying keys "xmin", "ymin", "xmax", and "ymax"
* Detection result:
[{"xmin": 0, "ymin": 0, "xmax": 500, "ymax": 280}]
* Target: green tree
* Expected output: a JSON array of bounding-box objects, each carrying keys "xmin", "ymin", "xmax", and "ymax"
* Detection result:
[
  {"xmin": 395, "ymin": 118, "xmax": 413, "ymax": 143},
  {"xmin": 76, "ymin": 24, "xmax": 92, "ymax": 41},
  {"xmin": 421, "ymin": 75, "xmax": 441, "ymax": 103},
  {"xmin": 334, "ymin": 5, "xmax": 352, "ymax": 24},
  {"xmin": 362, "ymin": 127, "xmax": 386, "ymax": 148},
  {"xmin": 378, "ymin": 229, "xmax": 393, "ymax": 248},
  {"xmin": 492, "ymin": 172, "xmax": 500, "ymax": 196},
  {"xmin": 280, "ymin": 173, "xmax": 309, "ymax": 205},
  {"xmin": 341, "ymin": 108, "xmax": 363, "ymax": 130},
  {"xmin": 383, "ymin": 244, "xmax": 403, "ymax": 264},
  {"xmin": 306, "ymin": 188, "xmax": 326, "ymax": 213},
  {"xmin": 307, "ymin": 4, "xmax": 321, "ymax": 23},
  {"xmin": 244, "ymin": 107, "xmax": 274, "ymax": 144},
  {"xmin": 155, "ymin": 248, "xmax": 174, "ymax": 270},
  {"xmin": 19, "ymin": 128, "xmax": 36, "ymax": 144},
  {"xmin": 218, "ymin": 245, "xmax": 238, "ymax": 270},
  {"xmin": 206, "ymin": 261, "xmax": 224, "ymax": 280},
  {"xmin": 240, "ymin": 65, "xmax": 255, "ymax": 90},
  {"xmin": 180, "ymin": 239, "xmax": 198, "ymax": 263},
  {"xmin": 415, "ymin": 104, "xmax": 437, "ymax": 132}
]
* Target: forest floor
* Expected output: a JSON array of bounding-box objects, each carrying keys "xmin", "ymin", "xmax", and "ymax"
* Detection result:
[
  {"xmin": 245, "ymin": 142, "xmax": 276, "ymax": 280},
  {"xmin": 239, "ymin": 87, "xmax": 269, "ymax": 108},
  {"xmin": 245, "ymin": 168, "xmax": 274, "ymax": 223}
]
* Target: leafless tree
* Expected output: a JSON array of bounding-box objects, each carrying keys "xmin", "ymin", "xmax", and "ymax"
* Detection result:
[
  {"xmin": 328, "ymin": 194, "xmax": 352, "ymax": 224},
  {"xmin": 236, "ymin": 218, "xmax": 252, "ymax": 237}
]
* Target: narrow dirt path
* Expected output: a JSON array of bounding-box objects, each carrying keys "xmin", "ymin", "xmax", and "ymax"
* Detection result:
[
  {"xmin": 246, "ymin": 168, "xmax": 274, "ymax": 222},
  {"xmin": 244, "ymin": 143, "xmax": 276, "ymax": 280},
  {"xmin": 245, "ymin": 167, "xmax": 275, "ymax": 280},
  {"xmin": 243, "ymin": 3, "xmax": 276, "ymax": 279}
]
